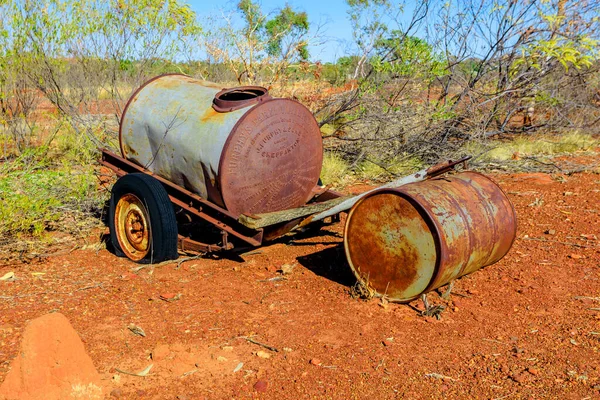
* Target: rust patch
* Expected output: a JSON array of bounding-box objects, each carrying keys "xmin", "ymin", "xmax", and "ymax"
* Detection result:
[
  {"xmin": 218, "ymin": 99, "xmax": 323, "ymax": 217},
  {"xmin": 344, "ymin": 172, "xmax": 517, "ymax": 302},
  {"xmin": 200, "ymin": 106, "xmax": 227, "ymax": 124}
]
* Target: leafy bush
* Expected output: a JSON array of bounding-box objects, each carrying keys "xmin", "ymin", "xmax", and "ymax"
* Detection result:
[{"xmin": 0, "ymin": 140, "xmax": 105, "ymax": 242}]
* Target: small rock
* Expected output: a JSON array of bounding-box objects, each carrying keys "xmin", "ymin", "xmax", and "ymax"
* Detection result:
[
  {"xmin": 217, "ymin": 356, "xmax": 228, "ymax": 362},
  {"xmin": 0, "ymin": 271, "xmax": 15, "ymax": 281},
  {"xmin": 310, "ymin": 358, "xmax": 322, "ymax": 366},
  {"xmin": 278, "ymin": 263, "xmax": 296, "ymax": 275},
  {"xmin": 127, "ymin": 324, "xmax": 146, "ymax": 337},
  {"xmin": 177, "ymin": 395, "xmax": 188, "ymax": 400},
  {"xmin": 255, "ymin": 350, "xmax": 271, "ymax": 359},
  {"xmin": 159, "ymin": 293, "xmax": 181, "ymax": 302},
  {"xmin": 544, "ymin": 229, "xmax": 556, "ymax": 235},
  {"xmin": 283, "ymin": 347, "xmax": 293, "ymax": 352},
  {"xmin": 112, "ymin": 374, "xmax": 121, "ymax": 384},
  {"xmin": 110, "ymin": 388, "xmax": 123, "ymax": 398},
  {"xmin": 569, "ymin": 254, "xmax": 584, "ymax": 260},
  {"xmin": 233, "ymin": 362, "xmax": 244, "ymax": 373},
  {"xmin": 221, "ymin": 346, "xmax": 233, "ymax": 352},
  {"xmin": 528, "ymin": 368, "xmax": 539, "ymax": 376},
  {"xmin": 512, "ymin": 372, "xmax": 528, "ymax": 384},
  {"xmin": 254, "ymin": 380, "xmax": 268, "ymax": 392}
]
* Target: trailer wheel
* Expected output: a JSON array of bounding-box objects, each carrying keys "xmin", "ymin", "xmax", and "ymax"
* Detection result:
[{"xmin": 109, "ymin": 173, "xmax": 178, "ymax": 263}]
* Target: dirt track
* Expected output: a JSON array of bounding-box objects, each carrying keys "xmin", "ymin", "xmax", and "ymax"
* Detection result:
[{"xmin": 1, "ymin": 170, "xmax": 600, "ymax": 399}]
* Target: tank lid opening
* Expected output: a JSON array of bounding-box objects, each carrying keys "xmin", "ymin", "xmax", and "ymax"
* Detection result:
[{"xmin": 213, "ymin": 86, "xmax": 272, "ymax": 112}]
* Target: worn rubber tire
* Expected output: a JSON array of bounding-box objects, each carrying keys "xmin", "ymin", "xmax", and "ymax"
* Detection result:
[{"xmin": 109, "ymin": 173, "xmax": 178, "ymax": 263}]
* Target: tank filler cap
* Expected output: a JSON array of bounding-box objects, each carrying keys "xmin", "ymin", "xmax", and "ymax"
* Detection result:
[{"xmin": 212, "ymin": 86, "xmax": 272, "ymax": 113}]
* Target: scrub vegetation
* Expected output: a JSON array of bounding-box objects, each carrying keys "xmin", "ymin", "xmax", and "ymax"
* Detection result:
[{"xmin": 0, "ymin": 0, "xmax": 599, "ymax": 245}]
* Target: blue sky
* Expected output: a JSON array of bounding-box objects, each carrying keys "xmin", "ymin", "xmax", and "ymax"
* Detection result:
[{"xmin": 187, "ymin": 0, "xmax": 355, "ymax": 62}]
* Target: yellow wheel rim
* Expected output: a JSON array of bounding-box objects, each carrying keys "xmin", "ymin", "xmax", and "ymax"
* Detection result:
[{"xmin": 115, "ymin": 193, "xmax": 150, "ymax": 261}]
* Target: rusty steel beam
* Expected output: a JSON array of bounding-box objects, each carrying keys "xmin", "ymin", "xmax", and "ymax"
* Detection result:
[
  {"xmin": 177, "ymin": 235, "xmax": 232, "ymax": 254},
  {"xmin": 101, "ymin": 149, "xmax": 263, "ymax": 248}
]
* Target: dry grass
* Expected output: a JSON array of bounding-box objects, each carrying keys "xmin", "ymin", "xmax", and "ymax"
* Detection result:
[
  {"xmin": 320, "ymin": 152, "xmax": 354, "ymax": 188},
  {"xmin": 356, "ymin": 155, "xmax": 423, "ymax": 181},
  {"xmin": 465, "ymin": 132, "xmax": 598, "ymax": 162}
]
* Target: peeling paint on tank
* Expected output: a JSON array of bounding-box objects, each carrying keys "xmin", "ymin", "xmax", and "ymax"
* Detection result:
[{"xmin": 119, "ymin": 74, "xmax": 322, "ymax": 216}]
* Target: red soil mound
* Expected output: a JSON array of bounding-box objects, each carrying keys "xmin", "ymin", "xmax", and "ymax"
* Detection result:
[{"xmin": 0, "ymin": 313, "xmax": 103, "ymax": 400}]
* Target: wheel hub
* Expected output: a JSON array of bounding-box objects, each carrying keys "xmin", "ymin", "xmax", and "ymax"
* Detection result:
[{"xmin": 115, "ymin": 194, "xmax": 150, "ymax": 261}]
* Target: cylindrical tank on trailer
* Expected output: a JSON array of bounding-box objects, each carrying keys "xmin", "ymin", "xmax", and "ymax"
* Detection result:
[
  {"xmin": 119, "ymin": 74, "xmax": 323, "ymax": 217},
  {"xmin": 344, "ymin": 171, "xmax": 517, "ymax": 302}
]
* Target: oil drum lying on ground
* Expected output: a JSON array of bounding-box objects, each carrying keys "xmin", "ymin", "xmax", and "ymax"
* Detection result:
[
  {"xmin": 119, "ymin": 74, "xmax": 323, "ymax": 217},
  {"xmin": 344, "ymin": 172, "xmax": 517, "ymax": 302}
]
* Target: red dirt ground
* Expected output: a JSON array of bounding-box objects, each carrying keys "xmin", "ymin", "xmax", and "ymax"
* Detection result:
[{"xmin": 1, "ymin": 169, "xmax": 600, "ymax": 399}]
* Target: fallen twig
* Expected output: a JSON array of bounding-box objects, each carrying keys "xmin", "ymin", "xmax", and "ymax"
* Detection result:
[
  {"xmin": 238, "ymin": 336, "xmax": 279, "ymax": 352},
  {"xmin": 240, "ymin": 249, "xmax": 263, "ymax": 257},
  {"xmin": 575, "ymin": 296, "xmax": 600, "ymax": 301},
  {"xmin": 131, "ymin": 254, "xmax": 205, "ymax": 272},
  {"xmin": 258, "ymin": 276, "xmax": 288, "ymax": 282},
  {"xmin": 76, "ymin": 283, "xmax": 104, "ymax": 291},
  {"xmin": 37, "ymin": 245, "xmax": 79, "ymax": 258},
  {"xmin": 175, "ymin": 255, "xmax": 204, "ymax": 269},
  {"xmin": 522, "ymin": 156, "xmax": 563, "ymax": 171},
  {"xmin": 425, "ymin": 372, "xmax": 458, "ymax": 381},
  {"xmin": 492, "ymin": 393, "xmax": 515, "ymax": 400},
  {"xmin": 115, "ymin": 364, "xmax": 153, "ymax": 377}
]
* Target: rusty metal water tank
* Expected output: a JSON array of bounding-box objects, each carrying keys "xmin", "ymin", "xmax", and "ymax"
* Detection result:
[
  {"xmin": 119, "ymin": 74, "xmax": 323, "ymax": 217},
  {"xmin": 344, "ymin": 172, "xmax": 517, "ymax": 302}
]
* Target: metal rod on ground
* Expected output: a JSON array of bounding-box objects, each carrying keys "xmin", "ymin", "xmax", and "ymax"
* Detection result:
[
  {"xmin": 295, "ymin": 170, "xmax": 427, "ymax": 228},
  {"xmin": 294, "ymin": 157, "xmax": 470, "ymax": 230}
]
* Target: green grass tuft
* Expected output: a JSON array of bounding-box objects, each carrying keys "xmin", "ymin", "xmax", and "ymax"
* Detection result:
[
  {"xmin": 468, "ymin": 132, "xmax": 598, "ymax": 162},
  {"xmin": 0, "ymin": 164, "xmax": 102, "ymax": 239},
  {"xmin": 0, "ymin": 126, "xmax": 106, "ymax": 242},
  {"xmin": 357, "ymin": 155, "xmax": 423, "ymax": 181},
  {"xmin": 320, "ymin": 152, "xmax": 353, "ymax": 187}
]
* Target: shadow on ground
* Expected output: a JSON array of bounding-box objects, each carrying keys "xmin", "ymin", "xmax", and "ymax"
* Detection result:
[{"xmin": 296, "ymin": 244, "xmax": 356, "ymax": 288}]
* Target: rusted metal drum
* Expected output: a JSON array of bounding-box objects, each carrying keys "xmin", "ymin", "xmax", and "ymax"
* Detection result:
[
  {"xmin": 344, "ymin": 172, "xmax": 517, "ymax": 302},
  {"xmin": 120, "ymin": 74, "xmax": 323, "ymax": 217}
]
